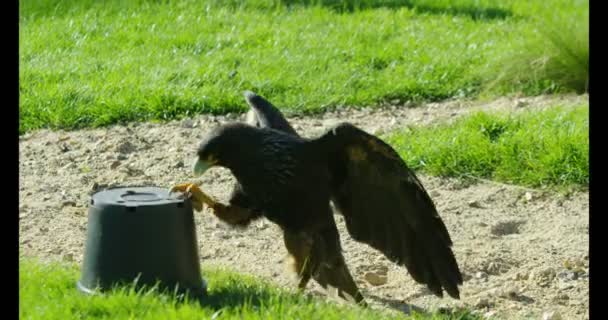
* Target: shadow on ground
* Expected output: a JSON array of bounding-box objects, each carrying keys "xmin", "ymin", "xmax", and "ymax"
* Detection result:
[{"xmin": 277, "ymin": 0, "xmax": 513, "ymax": 20}]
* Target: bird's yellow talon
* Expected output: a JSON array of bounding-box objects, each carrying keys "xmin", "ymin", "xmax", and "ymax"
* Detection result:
[{"xmin": 170, "ymin": 183, "xmax": 217, "ymax": 211}]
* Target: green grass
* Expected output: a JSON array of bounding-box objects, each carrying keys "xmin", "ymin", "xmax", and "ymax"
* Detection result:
[
  {"xmin": 19, "ymin": 0, "xmax": 588, "ymax": 133},
  {"xmin": 479, "ymin": 2, "xmax": 589, "ymax": 96},
  {"xmin": 386, "ymin": 104, "xmax": 589, "ymax": 189},
  {"xmin": 19, "ymin": 259, "xmax": 480, "ymax": 320}
]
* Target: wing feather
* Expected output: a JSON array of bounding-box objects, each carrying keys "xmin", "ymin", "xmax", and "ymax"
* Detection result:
[
  {"xmin": 319, "ymin": 123, "xmax": 463, "ymax": 298},
  {"xmin": 243, "ymin": 91, "xmax": 298, "ymax": 136}
]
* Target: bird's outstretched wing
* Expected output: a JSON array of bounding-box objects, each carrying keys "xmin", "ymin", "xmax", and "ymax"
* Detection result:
[
  {"xmin": 243, "ymin": 91, "xmax": 299, "ymax": 136},
  {"xmin": 319, "ymin": 123, "xmax": 463, "ymax": 299}
]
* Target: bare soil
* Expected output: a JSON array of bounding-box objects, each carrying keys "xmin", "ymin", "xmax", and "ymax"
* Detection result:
[{"xmin": 19, "ymin": 94, "xmax": 589, "ymax": 319}]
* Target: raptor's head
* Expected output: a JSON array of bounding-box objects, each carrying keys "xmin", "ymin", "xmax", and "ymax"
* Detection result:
[{"xmin": 193, "ymin": 123, "xmax": 261, "ymax": 176}]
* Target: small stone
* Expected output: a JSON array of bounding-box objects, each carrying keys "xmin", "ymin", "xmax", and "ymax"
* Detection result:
[
  {"xmin": 557, "ymin": 282, "xmax": 574, "ymax": 290},
  {"xmin": 256, "ymin": 220, "xmax": 268, "ymax": 230},
  {"xmin": 117, "ymin": 154, "xmax": 128, "ymax": 160},
  {"xmin": 174, "ymin": 160, "xmax": 184, "ymax": 168},
  {"xmin": 468, "ymin": 200, "xmax": 483, "ymax": 208},
  {"xmin": 475, "ymin": 271, "xmax": 488, "ymax": 279},
  {"xmin": 364, "ymin": 272, "xmax": 388, "ymax": 286},
  {"xmin": 514, "ymin": 272, "xmax": 529, "ymax": 281},
  {"xmin": 524, "ymin": 192, "xmax": 533, "ymax": 201},
  {"xmin": 542, "ymin": 310, "xmax": 562, "ymax": 320},
  {"xmin": 499, "ymin": 285, "xmax": 519, "ymax": 299},
  {"xmin": 557, "ymin": 270, "xmax": 578, "ymax": 281},
  {"xmin": 43, "ymin": 195, "xmax": 51, "ymax": 201},
  {"xmin": 531, "ymin": 267, "xmax": 556, "ymax": 285},
  {"xmin": 371, "ymin": 265, "xmax": 389, "ymax": 275},
  {"xmin": 115, "ymin": 141, "xmax": 136, "ymax": 154},
  {"xmin": 62, "ymin": 200, "xmax": 77, "ymax": 207},
  {"xmin": 236, "ymin": 241, "xmax": 245, "ymax": 248},
  {"xmin": 475, "ymin": 297, "xmax": 492, "ymax": 308},
  {"xmin": 90, "ymin": 182, "xmax": 100, "ymax": 192},
  {"xmin": 110, "ymin": 161, "xmax": 121, "ymax": 169},
  {"xmin": 61, "ymin": 162, "xmax": 75, "ymax": 170},
  {"xmin": 490, "ymin": 220, "xmax": 523, "ymax": 236},
  {"xmin": 540, "ymin": 268, "xmax": 556, "ymax": 280},
  {"xmin": 181, "ymin": 118, "xmax": 195, "ymax": 128}
]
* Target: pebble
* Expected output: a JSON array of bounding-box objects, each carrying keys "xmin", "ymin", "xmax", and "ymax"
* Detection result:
[
  {"xmin": 490, "ymin": 221, "xmax": 522, "ymax": 236},
  {"xmin": 468, "ymin": 200, "xmax": 483, "ymax": 208},
  {"xmin": 485, "ymin": 262, "xmax": 503, "ymax": 275},
  {"xmin": 181, "ymin": 119, "xmax": 195, "ymax": 128},
  {"xmin": 475, "ymin": 297, "xmax": 492, "ymax": 308},
  {"xmin": 364, "ymin": 271, "xmax": 388, "ymax": 286},
  {"xmin": 62, "ymin": 200, "xmax": 77, "ymax": 207},
  {"xmin": 499, "ymin": 285, "xmax": 519, "ymax": 299},
  {"xmin": 61, "ymin": 162, "xmax": 75, "ymax": 170},
  {"xmin": 553, "ymin": 293, "xmax": 569, "ymax": 302},
  {"xmin": 174, "ymin": 160, "xmax": 184, "ymax": 168},
  {"xmin": 525, "ymin": 192, "xmax": 533, "ymax": 201},
  {"xmin": 117, "ymin": 154, "xmax": 128, "ymax": 160},
  {"xmin": 256, "ymin": 220, "xmax": 269, "ymax": 230},
  {"xmin": 511, "ymin": 271, "xmax": 529, "ymax": 281},
  {"xmin": 115, "ymin": 141, "xmax": 136, "ymax": 154},
  {"xmin": 110, "ymin": 160, "xmax": 121, "ymax": 169},
  {"xmin": 90, "ymin": 182, "xmax": 100, "ymax": 192},
  {"xmin": 516, "ymin": 100, "xmax": 528, "ymax": 108},
  {"xmin": 557, "ymin": 270, "xmax": 578, "ymax": 281},
  {"xmin": 542, "ymin": 311, "xmax": 562, "ymax": 320},
  {"xmin": 558, "ymin": 282, "xmax": 574, "ymax": 290},
  {"xmin": 533, "ymin": 268, "xmax": 556, "ymax": 281}
]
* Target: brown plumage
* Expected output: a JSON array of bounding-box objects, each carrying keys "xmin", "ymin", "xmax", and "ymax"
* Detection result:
[{"xmin": 174, "ymin": 91, "xmax": 463, "ymax": 304}]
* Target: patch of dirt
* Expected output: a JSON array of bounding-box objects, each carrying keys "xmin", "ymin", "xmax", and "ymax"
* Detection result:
[{"xmin": 19, "ymin": 94, "xmax": 588, "ymax": 319}]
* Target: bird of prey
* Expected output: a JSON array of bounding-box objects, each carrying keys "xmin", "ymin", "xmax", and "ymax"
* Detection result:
[{"xmin": 171, "ymin": 91, "xmax": 463, "ymax": 304}]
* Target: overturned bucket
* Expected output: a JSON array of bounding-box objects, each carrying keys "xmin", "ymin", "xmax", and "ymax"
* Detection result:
[{"xmin": 77, "ymin": 186, "xmax": 206, "ymax": 299}]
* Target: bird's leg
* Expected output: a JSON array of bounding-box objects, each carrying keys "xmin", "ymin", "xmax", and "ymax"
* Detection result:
[
  {"xmin": 283, "ymin": 231, "xmax": 314, "ymax": 291},
  {"xmin": 209, "ymin": 202, "xmax": 258, "ymax": 226},
  {"xmin": 171, "ymin": 183, "xmax": 258, "ymax": 225},
  {"xmin": 312, "ymin": 225, "xmax": 367, "ymax": 306},
  {"xmin": 170, "ymin": 183, "xmax": 217, "ymax": 212},
  {"xmin": 313, "ymin": 255, "xmax": 366, "ymax": 306}
]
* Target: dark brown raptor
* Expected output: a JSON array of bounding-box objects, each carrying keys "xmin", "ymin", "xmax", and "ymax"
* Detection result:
[{"xmin": 171, "ymin": 91, "xmax": 463, "ymax": 305}]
